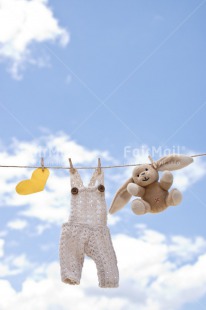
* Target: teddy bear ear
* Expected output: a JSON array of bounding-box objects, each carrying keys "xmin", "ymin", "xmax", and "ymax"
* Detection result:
[
  {"xmin": 156, "ymin": 154, "xmax": 193, "ymax": 171},
  {"xmin": 109, "ymin": 178, "xmax": 133, "ymax": 214}
]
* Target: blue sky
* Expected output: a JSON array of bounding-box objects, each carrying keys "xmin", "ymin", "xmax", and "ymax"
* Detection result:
[{"xmin": 0, "ymin": 0, "xmax": 206, "ymax": 309}]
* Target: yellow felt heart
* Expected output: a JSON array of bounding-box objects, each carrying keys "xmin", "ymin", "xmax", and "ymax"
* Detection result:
[{"xmin": 16, "ymin": 168, "xmax": 50, "ymax": 195}]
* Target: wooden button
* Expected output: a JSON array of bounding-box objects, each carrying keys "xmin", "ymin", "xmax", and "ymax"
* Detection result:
[
  {"xmin": 98, "ymin": 184, "xmax": 105, "ymax": 192},
  {"xmin": 71, "ymin": 187, "xmax": 78, "ymax": 195}
]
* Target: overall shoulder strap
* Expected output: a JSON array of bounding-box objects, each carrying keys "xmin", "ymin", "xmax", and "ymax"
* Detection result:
[
  {"xmin": 70, "ymin": 169, "xmax": 84, "ymax": 188},
  {"xmin": 89, "ymin": 168, "xmax": 104, "ymax": 186}
]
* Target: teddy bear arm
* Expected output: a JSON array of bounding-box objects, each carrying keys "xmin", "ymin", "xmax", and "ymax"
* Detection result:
[
  {"xmin": 160, "ymin": 171, "xmax": 173, "ymax": 190},
  {"xmin": 127, "ymin": 183, "xmax": 145, "ymax": 197}
]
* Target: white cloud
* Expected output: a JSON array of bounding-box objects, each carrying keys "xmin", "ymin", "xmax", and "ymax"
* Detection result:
[
  {"xmin": 12, "ymin": 254, "xmax": 32, "ymax": 269},
  {"xmin": 173, "ymin": 157, "xmax": 206, "ymax": 191},
  {"xmin": 169, "ymin": 235, "xmax": 206, "ymax": 262},
  {"xmin": 107, "ymin": 214, "xmax": 120, "ymax": 226},
  {"xmin": 35, "ymin": 223, "xmax": 51, "ymax": 235},
  {"xmin": 7, "ymin": 219, "xmax": 28, "ymax": 230},
  {"xmin": 0, "ymin": 238, "xmax": 4, "ymax": 257},
  {"xmin": 0, "ymin": 227, "xmax": 206, "ymax": 310},
  {"xmin": 0, "ymin": 0, "xmax": 69, "ymax": 79},
  {"xmin": 0, "ymin": 253, "xmax": 33, "ymax": 276}
]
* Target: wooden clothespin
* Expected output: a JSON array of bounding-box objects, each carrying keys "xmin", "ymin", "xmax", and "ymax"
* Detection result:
[
  {"xmin": 41, "ymin": 157, "xmax": 45, "ymax": 172},
  {"xmin": 148, "ymin": 155, "xmax": 157, "ymax": 169},
  {"xmin": 98, "ymin": 158, "xmax": 101, "ymax": 174},
  {"xmin": 69, "ymin": 158, "xmax": 75, "ymax": 174}
]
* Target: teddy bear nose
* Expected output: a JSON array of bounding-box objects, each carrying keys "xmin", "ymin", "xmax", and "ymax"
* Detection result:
[{"xmin": 141, "ymin": 172, "xmax": 145, "ymax": 176}]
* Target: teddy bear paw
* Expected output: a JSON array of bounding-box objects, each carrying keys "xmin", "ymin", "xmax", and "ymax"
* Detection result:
[
  {"xmin": 171, "ymin": 189, "xmax": 182, "ymax": 205},
  {"xmin": 127, "ymin": 183, "xmax": 139, "ymax": 196},
  {"xmin": 162, "ymin": 171, "xmax": 173, "ymax": 182},
  {"xmin": 131, "ymin": 200, "xmax": 146, "ymax": 215}
]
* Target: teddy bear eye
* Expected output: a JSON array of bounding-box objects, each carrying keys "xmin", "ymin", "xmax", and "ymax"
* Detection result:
[
  {"xmin": 137, "ymin": 174, "xmax": 139, "ymax": 177},
  {"xmin": 145, "ymin": 168, "xmax": 148, "ymax": 171}
]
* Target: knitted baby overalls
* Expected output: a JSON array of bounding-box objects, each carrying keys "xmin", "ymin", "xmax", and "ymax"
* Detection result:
[{"xmin": 59, "ymin": 168, "xmax": 119, "ymax": 288}]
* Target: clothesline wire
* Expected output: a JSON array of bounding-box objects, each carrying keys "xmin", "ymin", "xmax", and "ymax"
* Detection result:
[{"xmin": 0, "ymin": 153, "xmax": 205, "ymax": 170}]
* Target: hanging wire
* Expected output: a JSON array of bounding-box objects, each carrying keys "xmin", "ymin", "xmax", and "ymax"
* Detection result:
[
  {"xmin": 190, "ymin": 153, "xmax": 206, "ymax": 157},
  {"xmin": 0, "ymin": 153, "xmax": 205, "ymax": 170}
]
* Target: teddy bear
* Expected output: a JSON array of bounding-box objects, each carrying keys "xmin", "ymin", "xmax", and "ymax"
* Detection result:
[{"xmin": 109, "ymin": 154, "xmax": 193, "ymax": 215}]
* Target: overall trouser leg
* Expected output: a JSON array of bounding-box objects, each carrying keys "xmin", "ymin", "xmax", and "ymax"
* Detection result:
[
  {"xmin": 59, "ymin": 224, "xmax": 87, "ymax": 285},
  {"xmin": 85, "ymin": 227, "xmax": 119, "ymax": 288}
]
